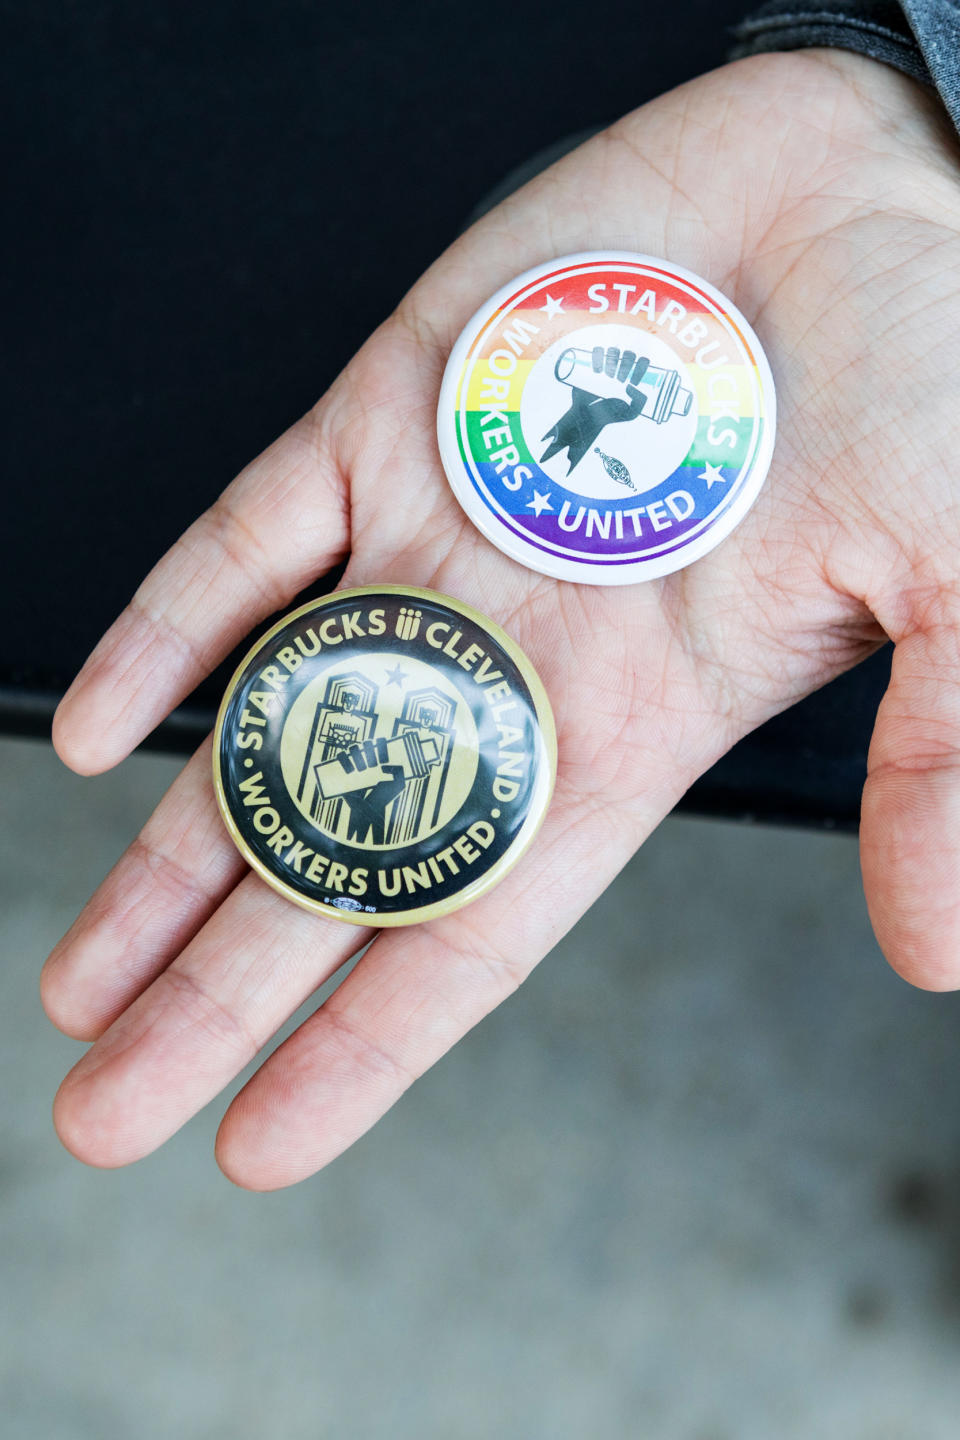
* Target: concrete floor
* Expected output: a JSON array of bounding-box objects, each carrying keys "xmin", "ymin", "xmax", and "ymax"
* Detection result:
[{"xmin": 3, "ymin": 735, "xmax": 960, "ymax": 1439}]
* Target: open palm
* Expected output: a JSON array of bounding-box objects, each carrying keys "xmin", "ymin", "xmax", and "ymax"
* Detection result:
[{"xmin": 44, "ymin": 49, "xmax": 960, "ymax": 1188}]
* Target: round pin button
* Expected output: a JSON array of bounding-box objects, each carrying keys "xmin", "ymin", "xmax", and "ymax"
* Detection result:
[
  {"xmin": 213, "ymin": 586, "xmax": 556, "ymax": 926},
  {"xmin": 437, "ymin": 251, "xmax": 776, "ymax": 584}
]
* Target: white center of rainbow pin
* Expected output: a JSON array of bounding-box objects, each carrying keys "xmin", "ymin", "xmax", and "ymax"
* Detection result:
[{"xmin": 437, "ymin": 252, "xmax": 776, "ymax": 585}]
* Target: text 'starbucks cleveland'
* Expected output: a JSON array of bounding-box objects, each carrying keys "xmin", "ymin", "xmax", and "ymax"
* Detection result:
[{"xmin": 214, "ymin": 589, "xmax": 555, "ymax": 925}]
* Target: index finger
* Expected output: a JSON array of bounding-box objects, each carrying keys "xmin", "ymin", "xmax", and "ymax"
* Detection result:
[{"xmin": 53, "ymin": 406, "xmax": 350, "ymax": 776}]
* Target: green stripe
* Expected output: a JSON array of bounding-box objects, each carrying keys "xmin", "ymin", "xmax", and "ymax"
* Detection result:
[
  {"xmin": 464, "ymin": 410, "xmax": 536, "ymax": 468},
  {"xmin": 683, "ymin": 417, "xmax": 757, "ymax": 470}
]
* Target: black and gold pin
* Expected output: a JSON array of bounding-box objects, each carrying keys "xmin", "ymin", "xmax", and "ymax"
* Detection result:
[{"xmin": 213, "ymin": 586, "xmax": 556, "ymax": 925}]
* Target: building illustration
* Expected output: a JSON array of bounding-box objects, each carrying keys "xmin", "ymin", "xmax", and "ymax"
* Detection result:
[
  {"xmin": 386, "ymin": 687, "xmax": 456, "ymax": 844},
  {"xmin": 292, "ymin": 669, "xmax": 458, "ymax": 846}
]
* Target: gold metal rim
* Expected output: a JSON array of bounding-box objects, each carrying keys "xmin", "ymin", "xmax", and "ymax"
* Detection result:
[{"xmin": 211, "ymin": 584, "xmax": 557, "ymax": 927}]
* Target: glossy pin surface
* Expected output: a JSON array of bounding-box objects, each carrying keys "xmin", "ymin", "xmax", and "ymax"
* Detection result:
[
  {"xmin": 214, "ymin": 587, "xmax": 556, "ymax": 925},
  {"xmin": 437, "ymin": 251, "xmax": 776, "ymax": 584}
]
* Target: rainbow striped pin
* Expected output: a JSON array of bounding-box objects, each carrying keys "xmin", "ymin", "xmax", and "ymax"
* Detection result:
[{"xmin": 437, "ymin": 252, "xmax": 777, "ymax": 585}]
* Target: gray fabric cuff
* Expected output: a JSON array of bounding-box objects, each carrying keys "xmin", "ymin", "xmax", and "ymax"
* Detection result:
[{"xmin": 730, "ymin": 0, "xmax": 960, "ymax": 133}]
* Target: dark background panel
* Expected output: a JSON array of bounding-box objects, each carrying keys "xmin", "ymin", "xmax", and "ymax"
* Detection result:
[{"xmin": 3, "ymin": 0, "xmax": 884, "ymax": 826}]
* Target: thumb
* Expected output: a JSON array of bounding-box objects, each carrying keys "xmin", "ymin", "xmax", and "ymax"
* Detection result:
[{"xmin": 861, "ymin": 611, "xmax": 960, "ymax": 990}]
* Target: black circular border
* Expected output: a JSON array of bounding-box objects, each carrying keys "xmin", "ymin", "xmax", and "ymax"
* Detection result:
[{"xmin": 213, "ymin": 586, "xmax": 556, "ymax": 926}]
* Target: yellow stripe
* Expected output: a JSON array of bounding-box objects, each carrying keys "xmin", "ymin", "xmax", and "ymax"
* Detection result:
[{"xmin": 464, "ymin": 360, "xmax": 535, "ymax": 411}]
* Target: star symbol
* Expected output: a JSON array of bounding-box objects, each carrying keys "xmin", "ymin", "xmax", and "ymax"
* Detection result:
[
  {"xmin": 385, "ymin": 663, "xmax": 409, "ymax": 687},
  {"xmin": 698, "ymin": 462, "xmax": 726, "ymax": 488},
  {"xmin": 539, "ymin": 293, "xmax": 565, "ymax": 320},
  {"xmin": 526, "ymin": 490, "xmax": 554, "ymax": 516}
]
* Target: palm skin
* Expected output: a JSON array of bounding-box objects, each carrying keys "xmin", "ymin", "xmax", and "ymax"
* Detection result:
[{"xmin": 43, "ymin": 50, "xmax": 960, "ymax": 1188}]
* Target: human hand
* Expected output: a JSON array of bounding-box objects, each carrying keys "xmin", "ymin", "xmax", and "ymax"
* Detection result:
[{"xmin": 43, "ymin": 49, "xmax": 960, "ymax": 1188}]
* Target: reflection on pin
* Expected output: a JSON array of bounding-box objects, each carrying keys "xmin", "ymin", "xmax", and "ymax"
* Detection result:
[
  {"xmin": 291, "ymin": 661, "xmax": 464, "ymax": 848},
  {"xmin": 314, "ymin": 732, "xmax": 441, "ymax": 802}
]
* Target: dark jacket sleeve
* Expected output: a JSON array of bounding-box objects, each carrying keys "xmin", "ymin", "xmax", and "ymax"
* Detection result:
[{"xmin": 730, "ymin": 0, "xmax": 960, "ymax": 133}]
